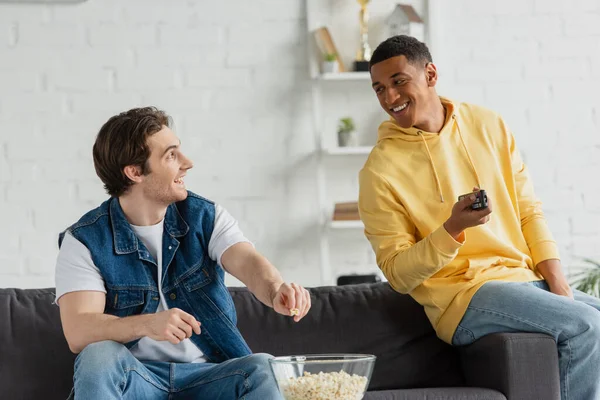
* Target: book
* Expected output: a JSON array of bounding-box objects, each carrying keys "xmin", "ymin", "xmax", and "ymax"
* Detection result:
[{"xmin": 313, "ymin": 26, "xmax": 346, "ymax": 72}]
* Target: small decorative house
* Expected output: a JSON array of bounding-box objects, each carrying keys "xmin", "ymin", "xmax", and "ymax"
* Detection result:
[{"xmin": 386, "ymin": 4, "xmax": 425, "ymax": 42}]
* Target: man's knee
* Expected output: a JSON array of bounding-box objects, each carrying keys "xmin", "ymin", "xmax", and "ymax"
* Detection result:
[
  {"xmin": 243, "ymin": 353, "xmax": 274, "ymax": 377},
  {"xmin": 75, "ymin": 340, "xmax": 129, "ymax": 377}
]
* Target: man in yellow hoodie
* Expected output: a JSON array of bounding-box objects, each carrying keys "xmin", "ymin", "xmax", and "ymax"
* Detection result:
[{"xmin": 359, "ymin": 35, "xmax": 600, "ymax": 400}]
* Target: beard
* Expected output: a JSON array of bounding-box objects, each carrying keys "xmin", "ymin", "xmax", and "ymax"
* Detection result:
[{"xmin": 142, "ymin": 177, "xmax": 188, "ymax": 206}]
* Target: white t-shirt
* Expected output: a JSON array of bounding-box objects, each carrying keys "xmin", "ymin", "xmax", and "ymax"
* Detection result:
[{"xmin": 55, "ymin": 204, "xmax": 251, "ymax": 363}]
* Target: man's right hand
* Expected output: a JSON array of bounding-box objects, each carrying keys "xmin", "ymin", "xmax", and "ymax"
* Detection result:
[
  {"xmin": 444, "ymin": 187, "xmax": 492, "ymax": 240},
  {"xmin": 143, "ymin": 308, "xmax": 201, "ymax": 345}
]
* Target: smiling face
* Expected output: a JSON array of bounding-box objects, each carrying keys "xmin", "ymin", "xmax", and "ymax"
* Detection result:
[
  {"xmin": 370, "ymin": 55, "xmax": 439, "ymax": 129},
  {"xmin": 137, "ymin": 126, "xmax": 194, "ymax": 206}
]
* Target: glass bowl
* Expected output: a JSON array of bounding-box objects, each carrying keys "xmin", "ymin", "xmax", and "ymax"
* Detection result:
[{"xmin": 269, "ymin": 354, "xmax": 376, "ymax": 400}]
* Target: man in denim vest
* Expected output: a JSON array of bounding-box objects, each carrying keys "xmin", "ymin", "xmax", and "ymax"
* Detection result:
[{"xmin": 55, "ymin": 107, "xmax": 311, "ymax": 399}]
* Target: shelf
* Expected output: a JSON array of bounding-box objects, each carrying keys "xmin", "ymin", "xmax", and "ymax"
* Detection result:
[
  {"xmin": 324, "ymin": 146, "xmax": 372, "ymax": 155},
  {"xmin": 329, "ymin": 220, "xmax": 364, "ymax": 229},
  {"xmin": 318, "ymin": 72, "xmax": 371, "ymax": 81}
]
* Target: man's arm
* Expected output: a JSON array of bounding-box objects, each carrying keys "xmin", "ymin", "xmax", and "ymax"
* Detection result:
[
  {"xmin": 58, "ymin": 291, "xmax": 201, "ymax": 354},
  {"xmin": 221, "ymin": 243, "xmax": 311, "ymax": 321},
  {"xmin": 359, "ymin": 167, "xmax": 466, "ymax": 294},
  {"xmin": 58, "ymin": 291, "xmax": 150, "ymax": 353},
  {"xmin": 505, "ymin": 125, "xmax": 570, "ymax": 296}
]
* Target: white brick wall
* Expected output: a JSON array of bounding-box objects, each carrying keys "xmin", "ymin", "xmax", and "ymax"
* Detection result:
[
  {"xmin": 435, "ymin": 0, "xmax": 600, "ymax": 273},
  {"xmin": 0, "ymin": 0, "xmax": 598, "ymax": 289}
]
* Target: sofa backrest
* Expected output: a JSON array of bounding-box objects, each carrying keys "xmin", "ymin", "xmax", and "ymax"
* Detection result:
[
  {"xmin": 0, "ymin": 288, "xmax": 75, "ymax": 400},
  {"xmin": 231, "ymin": 282, "xmax": 465, "ymax": 391},
  {"xmin": 0, "ymin": 283, "xmax": 463, "ymax": 399}
]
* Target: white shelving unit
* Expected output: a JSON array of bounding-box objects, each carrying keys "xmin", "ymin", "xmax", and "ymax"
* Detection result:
[
  {"xmin": 319, "ymin": 72, "xmax": 371, "ymax": 81},
  {"xmin": 323, "ymin": 146, "xmax": 372, "ymax": 156},
  {"xmin": 306, "ymin": 0, "xmax": 435, "ymax": 285}
]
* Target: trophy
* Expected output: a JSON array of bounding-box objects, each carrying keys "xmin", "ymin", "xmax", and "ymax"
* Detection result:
[{"xmin": 354, "ymin": 0, "xmax": 372, "ymax": 72}]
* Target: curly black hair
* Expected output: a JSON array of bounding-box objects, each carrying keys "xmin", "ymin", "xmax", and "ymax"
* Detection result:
[{"xmin": 369, "ymin": 35, "xmax": 432, "ymax": 69}]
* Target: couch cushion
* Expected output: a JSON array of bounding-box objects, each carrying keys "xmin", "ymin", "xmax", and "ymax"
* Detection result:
[
  {"xmin": 365, "ymin": 388, "xmax": 507, "ymax": 400},
  {"xmin": 231, "ymin": 282, "xmax": 465, "ymax": 391},
  {"xmin": 0, "ymin": 288, "xmax": 75, "ymax": 400}
]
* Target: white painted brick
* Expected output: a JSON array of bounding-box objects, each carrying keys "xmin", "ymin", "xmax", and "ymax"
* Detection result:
[
  {"xmin": 32, "ymin": 201, "xmax": 90, "ymax": 232},
  {"xmin": 115, "ymin": 67, "xmax": 179, "ymax": 91},
  {"xmin": 456, "ymin": 63, "xmax": 523, "ymax": 84},
  {"xmin": 25, "ymin": 255, "xmax": 57, "ymax": 276},
  {"xmin": 0, "ymin": 47, "xmax": 56, "ymax": 71},
  {"xmin": 120, "ymin": 1, "xmax": 195, "ymax": 24},
  {"xmin": 135, "ymin": 46, "xmax": 226, "ymax": 68},
  {"xmin": 89, "ymin": 24, "xmax": 157, "ymax": 46},
  {"xmin": 571, "ymin": 235, "xmax": 600, "ymax": 259},
  {"xmin": 0, "ymin": 151, "xmax": 10, "ymax": 182},
  {"xmin": 76, "ymin": 181, "xmax": 109, "ymax": 205},
  {"xmin": 0, "ymin": 204, "xmax": 33, "ymax": 232},
  {"xmin": 582, "ymin": 184, "xmax": 600, "ymax": 212},
  {"xmin": 572, "ymin": 213, "xmax": 600, "ymax": 235},
  {"xmin": 0, "ymin": 69, "xmax": 42, "ymax": 93},
  {"xmin": 525, "ymin": 58, "xmax": 590, "ymax": 80},
  {"xmin": 552, "ymin": 82, "xmax": 600, "ymax": 103},
  {"xmin": 159, "ymin": 26, "xmax": 224, "ymax": 46},
  {"xmin": 228, "ymin": 21, "xmax": 304, "ymax": 46},
  {"xmin": 18, "ymin": 23, "xmax": 85, "ymax": 46},
  {"xmin": 48, "ymin": 2, "xmax": 123, "ymax": 24},
  {"xmin": 0, "ymin": 93, "xmax": 66, "ymax": 116},
  {"xmin": 258, "ymin": 0, "xmax": 304, "ymax": 21},
  {"xmin": 184, "ymin": 67, "xmax": 252, "ymax": 88},
  {"xmin": 536, "ymin": 188, "xmax": 583, "ymax": 212},
  {"xmin": 462, "ymin": 0, "xmax": 534, "ymax": 16},
  {"xmin": 6, "ymin": 182, "xmax": 76, "ymax": 210},
  {"xmin": 565, "ymin": 14, "xmax": 600, "ymax": 36},
  {"xmin": 20, "ymin": 232, "xmax": 60, "ymax": 256},
  {"xmin": 495, "ymin": 15, "xmax": 563, "ymax": 39},
  {"xmin": 0, "ymin": 275, "xmax": 54, "ymax": 289},
  {"xmin": 68, "ymin": 93, "xmax": 143, "ymax": 114},
  {"xmin": 470, "ymin": 39, "xmax": 539, "ymax": 63},
  {"xmin": 6, "ymin": 136, "xmax": 81, "ymax": 162},
  {"xmin": 0, "ymin": 231, "xmax": 20, "ymax": 255},
  {"xmin": 540, "ymin": 37, "xmax": 600, "ymax": 58},
  {"xmin": 47, "ymin": 68, "xmax": 112, "ymax": 93},
  {"xmin": 53, "ymin": 47, "xmax": 135, "ymax": 71},
  {"xmin": 140, "ymin": 89, "xmax": 210, "ymax": 113},
  {"xmin": 0, "ymin": 256, "xmax": 23, "ymax": 276},
  {"xmin": 534, "ymin": 0, "xmax": 600, "ymax": 14},
  {"xmin": 0, "ymin": 6, "xmax": 51, "ymax": 24}
]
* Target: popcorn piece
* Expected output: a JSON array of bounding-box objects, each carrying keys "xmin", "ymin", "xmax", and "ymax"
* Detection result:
[
  {"xmin": 290, "ymin": 308, "xmax": 300, "ymax": 316},
  {"xmin": 280, "ymin": 370, "xmax": 368, "ymax": 400}
]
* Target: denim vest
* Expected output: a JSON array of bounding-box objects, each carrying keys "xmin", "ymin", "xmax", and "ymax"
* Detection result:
[{"xmin": 58, "ymin": 192, "xmax": 252, "ymax": 363}]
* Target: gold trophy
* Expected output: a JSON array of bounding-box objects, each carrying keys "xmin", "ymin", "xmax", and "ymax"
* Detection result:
[{"xmin": 354, "ymin": 0, "xmax": 372, "ymax": 71}]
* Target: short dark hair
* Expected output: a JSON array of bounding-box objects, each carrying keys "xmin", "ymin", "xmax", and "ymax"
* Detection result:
[
  {"xmin": 369, "ymin": 35, "xmax": 433, "ymax": 69},
  {"xmin": 93, "ymin": 107, "xmax": 171, "ymax": 197}
]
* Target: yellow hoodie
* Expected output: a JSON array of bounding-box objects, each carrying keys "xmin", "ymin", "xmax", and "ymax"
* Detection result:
[{"xmin": 358, "ymin": 97, "xmax": 559, "ymax": 344}]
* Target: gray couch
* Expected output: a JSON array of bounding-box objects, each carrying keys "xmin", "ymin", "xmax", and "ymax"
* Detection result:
[{"xmin": 0, "ymin": 282, "xmax": 560, "ymax": 399}]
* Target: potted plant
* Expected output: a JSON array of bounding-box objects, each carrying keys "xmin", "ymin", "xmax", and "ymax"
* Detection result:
[
  {"xmin": 322, "ymin": 53, "xmax": 340, "ymax": 74},
  {"xmin": 337, "ymin": 117, "xmax": 356, "ymax": 147},
  {"xmin": 570, "ymin": 258, "xmax": 600, "ymax": 297}
]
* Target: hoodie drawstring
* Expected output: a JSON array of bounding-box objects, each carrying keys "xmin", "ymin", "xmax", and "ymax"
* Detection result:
[
  {"xmin": 418, "ymin": 132, "xmax": 445, "ymax": 203},
  {"xmin": 454, "ymin": 115, "xmax": 482, "ymax": 189},
  {"xmin": 418, "ymin": 114, "xmax": 482, "ymax": 203}
]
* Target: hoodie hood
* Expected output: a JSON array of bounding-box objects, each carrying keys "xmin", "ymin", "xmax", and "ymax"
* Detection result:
[
  {"xmin": 377, "ymin": 96, "xmax": 458, "ymax": 142},
  {"xmin": 375, "ymin": 97, "xmax": 481, "ymax": 203}
]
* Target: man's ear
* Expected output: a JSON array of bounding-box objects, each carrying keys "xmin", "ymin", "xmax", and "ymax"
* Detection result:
[
  {"xmin": 425, "ymin": 62, "xmax": 438, "ymax": 88},
  {"xmin": 123, "ymin": 165, "xmax": 144, "ymax": 184}
]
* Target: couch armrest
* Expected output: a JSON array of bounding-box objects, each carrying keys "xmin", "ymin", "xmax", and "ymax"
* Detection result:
[{"xmin": 459, "ymin": 333, "xmax": 560, "ymax": 400}]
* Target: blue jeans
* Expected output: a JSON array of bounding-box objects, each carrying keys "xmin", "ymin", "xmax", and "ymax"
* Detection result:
[
  {"xmin": 71, "ymin": 341, "xmax": 282, "ymax": 399},
  {"xmin": 452, "ymin": 280, "xmax": 600, "ymax": 400}
]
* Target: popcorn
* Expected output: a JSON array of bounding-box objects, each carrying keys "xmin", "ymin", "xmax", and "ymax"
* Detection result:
[
  {"xmin": 290, "ymin": 308, "xmax": 300, "ymax": 316},
  {"xmin": 280, "ymin": 370, "xmax": 368, "ymax": 400}
]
